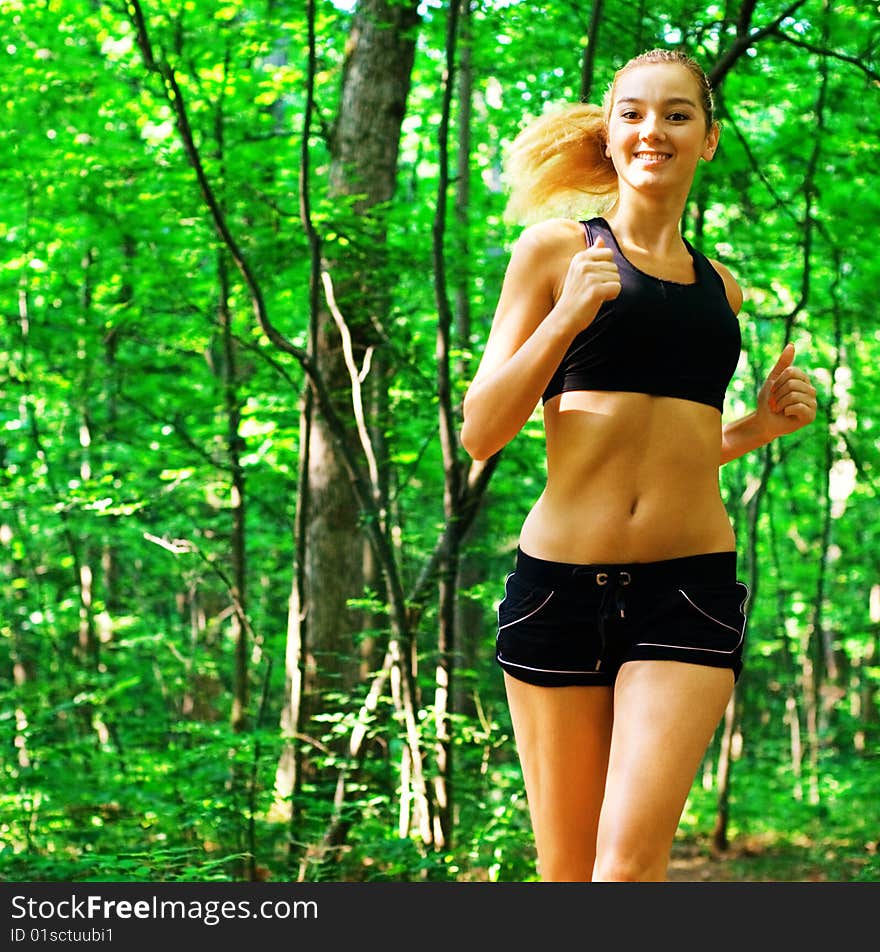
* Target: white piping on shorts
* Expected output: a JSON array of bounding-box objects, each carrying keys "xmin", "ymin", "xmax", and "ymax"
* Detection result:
[
  {"xmin": 496, "ymin": 655, "xmax": 606, "ymax": 677},
  {"xmin": 678, "ymin": 589, "xmax": 742, "ymax": 636},
  {"xmin": 497, "ymin": 589, "xmax": 555, "ymax": 631},
  {"xmin": 633, "ymin": 583, "xmax": 749, "ymax": 655},
  {"xmin": 495, "ymin": 572, "xmax": 515, "ymax": 632},
  {"xmin": 496, "ymin": 575, "xmax": 596, "ymax": 674},
  {"xmin": 631, "ymin": 636, "xmax": 743, "ymax": 656}
]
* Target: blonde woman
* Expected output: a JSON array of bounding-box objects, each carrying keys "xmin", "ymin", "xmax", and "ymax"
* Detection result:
[{"xmin": 461, "ymin": 49, "xmax": 817, "ymax": 881}]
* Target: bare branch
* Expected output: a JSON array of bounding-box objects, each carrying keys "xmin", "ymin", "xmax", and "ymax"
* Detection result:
[
  {"xmin": 321, "ymin": 269, "xmax": 382, "ymax": 503},
  {"xmin": 710, "ymin": 0, "xmax": 808, "ymax": 89},
  {"xmin": 770, "ymin": 31, "xmax": 880, "ymax": 83},
  {"xmin": 142, "ymin": 532, "xmax": 195, "ymax": 555}
]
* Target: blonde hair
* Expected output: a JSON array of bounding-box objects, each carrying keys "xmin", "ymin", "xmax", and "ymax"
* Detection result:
[
  {"xmin": 504, "ymin": 49, "xmax": 716, "ymax": 225},
  {"xmin": 503, "ymin": 102, "xmax": 617, "ymax": 225}
]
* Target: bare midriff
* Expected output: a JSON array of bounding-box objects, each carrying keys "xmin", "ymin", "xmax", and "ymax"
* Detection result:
[{"xmin": 518, "ymin": 389, "xmax": 735, "ymax": 564}]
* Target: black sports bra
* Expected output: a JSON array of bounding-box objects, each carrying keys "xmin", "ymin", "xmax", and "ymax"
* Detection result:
[{"xmin": 542, "ymin": 218, "xmax": 741, "ymax": 412}]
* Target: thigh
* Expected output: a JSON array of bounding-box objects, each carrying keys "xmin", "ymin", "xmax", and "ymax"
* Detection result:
[
  {"xmin": 595, "ymin": 660, "xmax": 734, "ymax": 880},
  {"xmin": 504, "ymin": 674, "xmax": 614, "ymax": 881}
]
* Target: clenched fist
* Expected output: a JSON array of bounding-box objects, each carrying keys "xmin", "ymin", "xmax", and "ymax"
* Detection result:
[{"xmin": 556, "ymin": 236, "xmax": 622, "ymax": 333}]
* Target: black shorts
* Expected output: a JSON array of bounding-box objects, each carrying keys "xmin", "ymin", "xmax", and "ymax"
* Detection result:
[{"xmin": 496, "ymin": 547, "xmax": 749, "ymax": 687}]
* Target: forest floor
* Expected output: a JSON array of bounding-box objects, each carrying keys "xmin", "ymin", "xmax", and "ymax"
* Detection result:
[
  {"xmin": 666, "ymin": 835, "xmax": 873, "ymax": 882},
  {"xmin": 668, "ymin": 841, "xmax": 775, "ymax": 881}
]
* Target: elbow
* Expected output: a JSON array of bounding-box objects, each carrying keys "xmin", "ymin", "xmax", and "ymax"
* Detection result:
[
  {"xmin": 459, "ymin": 407, "xmax": 500, "ymax": 461},
  {"xmin": 459, "ymin": 420, "xmax": 492, "ymax": 461},
  {"xmin": 461, "ymin": 387, "xmax": 508, "ymax": 460},
  {"xmin": 460, "ymin": 395, "xmax": 483, "ymax": 460}
]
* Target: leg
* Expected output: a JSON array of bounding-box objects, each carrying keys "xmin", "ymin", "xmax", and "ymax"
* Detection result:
[
  {"xmin": 592, "ymin": 660, "xmax": 734, "ymax": 881},
  {"xmin": 504, "ymin": 674, "xmax": 614, "ymax": 881}
]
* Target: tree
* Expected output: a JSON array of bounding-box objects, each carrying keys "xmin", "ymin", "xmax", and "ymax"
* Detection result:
[{"xmin": 1, "ymin": 0, "xmax": 877, "ymax": 883}]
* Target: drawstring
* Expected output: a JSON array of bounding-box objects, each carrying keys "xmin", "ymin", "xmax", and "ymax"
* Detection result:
[{"xmin": 595, "ymin": 571, "xmax": 631, "ymax": 670}]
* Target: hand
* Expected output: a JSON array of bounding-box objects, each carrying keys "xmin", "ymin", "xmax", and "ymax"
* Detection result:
[
  {"xmin": 556, "ymin": 236, "xmax": 621, "ymax": 330},
  {"xmin": 755, "ymin": 343, "xmax": 818, "ymax": 440}
]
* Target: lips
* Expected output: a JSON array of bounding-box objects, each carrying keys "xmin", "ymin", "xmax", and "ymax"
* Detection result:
[{"xmin": 634, "ymin": 151, "xmax": 671, "ymax": 162}]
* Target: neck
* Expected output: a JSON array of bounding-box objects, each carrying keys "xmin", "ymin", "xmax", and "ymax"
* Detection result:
[{"xmin": 603, "ymin": 191, "xmax": 690, "ymax": 255}]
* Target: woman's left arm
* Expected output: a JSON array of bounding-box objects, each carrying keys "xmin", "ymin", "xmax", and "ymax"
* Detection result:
[{"xmin": 721, "ymin": 342, "xmax": 818, "ymax": 465}]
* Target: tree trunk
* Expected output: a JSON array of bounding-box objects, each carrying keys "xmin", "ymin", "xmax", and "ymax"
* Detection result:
[
  {"xmin": 580, "ymin": 0, "xmax": 605, "ymax": 102},
  {"xmin": 711, "ymin": 690, "xmax": 738, "ymax": 852},
  {"xmin": 303, "ymin": 0, "xmax": 421, "ymax": 702},
  {"xmin": 216, "ymin": 251, "xmax": 250, "ymax": 734},
  {"xmin": 453, "ymin": 0, "xmax": 473, "ymax": 385}
]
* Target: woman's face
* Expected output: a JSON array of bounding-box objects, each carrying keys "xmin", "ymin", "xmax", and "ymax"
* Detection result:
[{"xmin": 605, "ymin": 62, "xmax": 719, "ymax": 198}]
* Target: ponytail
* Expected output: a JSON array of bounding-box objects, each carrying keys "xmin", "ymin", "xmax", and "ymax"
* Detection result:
[{"xmin": 503, "ymin": 102, "xmax": 618, "ymax": 225}]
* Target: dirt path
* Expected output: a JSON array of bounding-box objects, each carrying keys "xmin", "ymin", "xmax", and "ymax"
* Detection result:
[
  {"xmin": 666, "ymin": 841, "xmax": 854, "ymax": 882},
  {"xmin": 668, "ymin": 843, "xmax": 741, "ymax": 881}
]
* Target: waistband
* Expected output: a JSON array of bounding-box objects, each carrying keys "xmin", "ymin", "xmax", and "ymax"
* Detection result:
[{"xmin": 513, "ymin": 546, "xmax": 738, "ymax": 589}]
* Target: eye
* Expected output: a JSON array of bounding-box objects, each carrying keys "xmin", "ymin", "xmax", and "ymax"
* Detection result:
[
  {"xmin": 620, "ymin": 110, "xmax": 641, "ymax": 120},
  {"xmin": 668, "ymin": 112, "xmax": 692, "ymax": 121}
]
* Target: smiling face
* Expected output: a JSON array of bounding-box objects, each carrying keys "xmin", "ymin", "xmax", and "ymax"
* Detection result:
[{"xmin": 604, "ymin": 62, "xmax": 719, "ymax": 200}]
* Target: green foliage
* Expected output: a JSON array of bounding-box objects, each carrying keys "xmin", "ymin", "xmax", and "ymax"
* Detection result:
[{"xmin": 1, "ymin": 0, "xmax": 877, "ymax": 884}]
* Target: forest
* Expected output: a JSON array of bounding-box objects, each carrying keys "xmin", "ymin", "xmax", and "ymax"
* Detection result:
[{"xmin": 1, "ymin": 0, "xmax": 878, "ymax": 883}]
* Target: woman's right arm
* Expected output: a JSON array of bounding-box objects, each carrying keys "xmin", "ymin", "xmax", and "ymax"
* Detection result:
[{"xmin": 460, "ymin": 220, "xmax": 620, "ymax": 461}]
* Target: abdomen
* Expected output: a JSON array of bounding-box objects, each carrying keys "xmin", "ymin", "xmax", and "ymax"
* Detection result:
[{"xmin": 518, "ymin": 391, "xmax": 735, "ymax": 563}]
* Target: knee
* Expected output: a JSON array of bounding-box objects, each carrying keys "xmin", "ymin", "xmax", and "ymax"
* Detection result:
[{"xmin": 592, "ymin": 848, "xmax": 668, "ymax": 882}]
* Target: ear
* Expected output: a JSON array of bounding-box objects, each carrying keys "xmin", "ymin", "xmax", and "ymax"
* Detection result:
[{"xmin": 702, "ymin": 122, "xmax": 720, "ymax": 161}]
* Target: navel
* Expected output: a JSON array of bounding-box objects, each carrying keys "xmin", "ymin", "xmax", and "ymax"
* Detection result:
[{"xmin": 629, "ymin": 497, "xmax": 639, "ymax": 516}]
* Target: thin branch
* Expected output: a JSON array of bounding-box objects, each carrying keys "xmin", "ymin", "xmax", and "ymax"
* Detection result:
[
  {"xmin": 720, "ymin": 108, "xmax": 799, "ymax": 224},
  {"xmin": 322, "ymin": 270, "xmax": 382, "ymax": 504},
  {"xmin": 709, "ymin": 0, "xmax": 808, "ymax": 89},
  {"xmin": 126, "ymin": 1, "xmax": 276, "ymax": 348},
  {"xmin": 432, "ymin": 0, "xmax": 463, "ymax": 516},
  {"xmin": 770, "ymin": 31, "xmax": 880, "ymax": 83},
  {"xmin": 579, "ymin": 0, "xmax": 605, "ymax": 101},
  {"xmin": 406, "ymin": 454, "xmax": 501, "ymax": 616},
  {"xmin": 143, "ymin": 530, "xmax": 259, "ymax": 646}
]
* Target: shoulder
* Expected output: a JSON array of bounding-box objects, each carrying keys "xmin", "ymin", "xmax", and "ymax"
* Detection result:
[
  {"xmin": 509, "ymin": 216, "xmax": 587, "ymax": 257},
  {"xmin": 707, "ymin": 257, "xmax": 744, "ymax": 315},
  {"xmin": 502, "ymin": 218, "xmax": 589, "ymax": 304},
  {"xmin": 505, "ymin": 218, "xmax": 587, "ymax": 290}
]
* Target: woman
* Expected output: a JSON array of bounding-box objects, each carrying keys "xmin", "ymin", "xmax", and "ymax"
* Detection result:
[{"xmin": 460, "ymin": 49, "xmax": 817, "ymax": 882}]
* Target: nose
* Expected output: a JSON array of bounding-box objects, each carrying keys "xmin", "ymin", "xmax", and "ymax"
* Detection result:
[{"xmin": 639, "ymin": 113, "xmax": 665, "ymax": 141}]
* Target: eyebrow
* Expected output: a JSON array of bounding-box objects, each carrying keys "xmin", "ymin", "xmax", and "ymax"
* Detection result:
[{"xmin": 616, "ymin": 96, "xmax": 698, "ymax": 108}]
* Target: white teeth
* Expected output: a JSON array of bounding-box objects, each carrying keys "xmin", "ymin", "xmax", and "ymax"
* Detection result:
[{"xmin": 635, "ymin": 152, "xmax": 669, "ymax": 160}]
